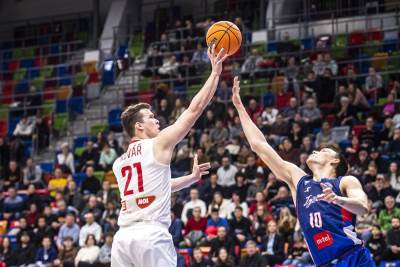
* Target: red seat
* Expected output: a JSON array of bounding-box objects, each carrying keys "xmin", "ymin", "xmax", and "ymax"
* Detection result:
[
  {"xmin": 1, "ymin": 81, "xmax": 14, "ymax": 104},
  {"xmin": 88, "ymin": 72, "xmax": 100, "ymax": 83},
  {"xmin": 276, "ymin": 92, "xmax": 292, "ymax": 110},
  {"xmin": 43, "ymin": 86, "xmax": 55, "ymax": 100},
  {"xmin": 349, "ymin": 31, "xmax": 366, "ymax": 46},
  {"xmin": 325, "ymin": 114, "xmax": 336, "ymax": 127},
  {"xmin": 0, "ymin": 121, "xmax": 7, "ymax": 137},
  {"xmin": 367, "ymin": 28, "xmax": 382, "ymax": 41},
  {"xmin": 138, "ymin": 90, "xmax": 154, "ymax": 104},
  {"xmin": 8, "ymin": 60, "xmax": 19, "ymax": 71}
]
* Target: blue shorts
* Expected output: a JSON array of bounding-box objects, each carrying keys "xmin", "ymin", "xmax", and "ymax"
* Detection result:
[{"xmin": 329, "ymin": 246, "xmax": 375, "ymax": 267}]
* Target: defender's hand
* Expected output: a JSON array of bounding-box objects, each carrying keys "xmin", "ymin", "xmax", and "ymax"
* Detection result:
[
  {"xmin": 232, "ymin": 76, "xmax": 243, "ymax": 108},
  {"xmin": 192, "ymin": 154, "xmax": 211, "ymax": 181},
  {"xmin": 208, "ymin": 44, "xmax": 228, "ymax": 75},
  {"xmin": 317, "ymin": 182, "xmax": 340, "ymax": 204}
]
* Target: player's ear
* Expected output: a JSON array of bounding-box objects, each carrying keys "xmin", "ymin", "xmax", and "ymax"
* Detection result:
[{"xmin": 135, "ymin": 121, "xmax": 144, "ymax": 132}]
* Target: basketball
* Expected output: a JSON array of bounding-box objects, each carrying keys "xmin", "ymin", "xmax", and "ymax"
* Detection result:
[{"xmin": 206, "ymin": 21, "xmax": 242, "ymax": 56}]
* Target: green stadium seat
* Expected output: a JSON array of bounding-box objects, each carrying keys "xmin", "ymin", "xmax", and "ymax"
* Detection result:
[
  {"xmin": 12, "ymin": 48, "xmax": 23, "ymax": 59},
  {"xmin": 72, "ymin": 72, "xmax": 87, "ymax": 86},
  {"xmin": 90, "ymin": 123, "xmax": 107, "ymax": 136},
  {"xmin": 40, "ymin": 65, "xmax": 53, "ymax": 78},
  {"xmin": 74, "ymin": 147, "xmax": 86, "ymax": 157},
  {"xmin": 94, "ymin": 171, "xmax": 105, "ymax": 182},
  {"xmin": 363, "ymin": 40, "xmax": 381, "ymax": 57},
  {"xmin": 251, "ymin": 42, "xmax": 266, "ymax": 53},
  {"xmin": 332, "ymin": 34, "xmax": 347, "ymax": 59},
  {"xmin": 13, "ymin": 68, "xmax": 26, "ymax": 81},
  {"xmin": 54, "ymin": 113, "xmax": 68, "ymax": 132},
  {"xmin": 30, "ymin": 77, "xmax": 45, "ymax": 90},
  {"xmin": 139, "ymin": 76, "xmax": 152, "ymax": 91},
  {"xmin": 0, "ymin": 106, "xmax": 9, "ymax": 120}
]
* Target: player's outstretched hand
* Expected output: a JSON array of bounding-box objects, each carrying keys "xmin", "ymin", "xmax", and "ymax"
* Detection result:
[
  {"xmin": 192, "ymin": 154, "xmax": 211, "ymax": 182},
  {"xmin": 317, "ymin": 183, "xmax": 339, "ymax": 204},
  {"xmin": 232, "ymin": 76, "xmax": 243, "ymax": 108},
  {"xmin": 208, "ymin": 44, "xmax": 228, "ymax": 76}
]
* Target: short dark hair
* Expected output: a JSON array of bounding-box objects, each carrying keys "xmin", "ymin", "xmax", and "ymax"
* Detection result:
[
  {"xmin": 323, "ymin": 144, "xmax": 348, "ymax": 177},
  {"xmin": 121, "ymin": 103, "xmax": 151, "ymax": 138}
]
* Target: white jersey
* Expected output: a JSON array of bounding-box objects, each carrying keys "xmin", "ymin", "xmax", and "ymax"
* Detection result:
[{"xmin": 113, "ymin": 138, "xmax": 171, "ymax": 228}]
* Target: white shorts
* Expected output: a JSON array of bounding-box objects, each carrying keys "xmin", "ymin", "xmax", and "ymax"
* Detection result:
[{"xmin": 111, "ymin": 222, "xmax": 177, "ymax": 267}]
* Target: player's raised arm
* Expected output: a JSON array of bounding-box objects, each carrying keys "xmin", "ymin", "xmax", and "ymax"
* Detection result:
[
  {"xmin": 154, "ymin": 45, "xmax": 228, "ymax": 164},
  {"xmin": 231, "ymin": 77, "xmax": 306, "ymax": 185}
]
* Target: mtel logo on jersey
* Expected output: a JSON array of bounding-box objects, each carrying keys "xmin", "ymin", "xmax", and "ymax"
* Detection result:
[
  {"xmin": 136, "ymin": 196, "xmax": 156, "ymax": 209},
  {"xmin": 313, "ymin": 231, "xmax": 333, "ymax": 250}
]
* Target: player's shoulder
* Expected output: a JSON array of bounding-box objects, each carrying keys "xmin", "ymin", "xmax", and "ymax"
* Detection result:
[{"xmin": 339, "ymin": 175, "xmax": 362, "ymax": 190}]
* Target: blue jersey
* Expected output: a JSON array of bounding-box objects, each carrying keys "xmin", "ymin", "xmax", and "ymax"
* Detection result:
[{"xmin": 296, "ymin": 175, "xmax": 363, "ymax": 266}]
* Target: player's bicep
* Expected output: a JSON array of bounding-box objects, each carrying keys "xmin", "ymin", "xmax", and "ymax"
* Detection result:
[{"xmin": 342, "ymin": 176, "xmax": 368, "ymax": 201}]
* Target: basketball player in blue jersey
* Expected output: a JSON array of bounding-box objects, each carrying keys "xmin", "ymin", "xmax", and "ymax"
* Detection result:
[{"xmin": 231, "ymin": 77, "xmax": 375, "ymax": 267}]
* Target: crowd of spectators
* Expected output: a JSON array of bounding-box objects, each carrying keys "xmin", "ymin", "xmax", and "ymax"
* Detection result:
[{"xmin": 0, "ymin": 13, "xmax": 400, "ymax": 267}]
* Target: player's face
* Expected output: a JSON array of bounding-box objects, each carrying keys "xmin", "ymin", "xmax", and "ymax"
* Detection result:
[
  {"xmin": 138, "ymin": 109, "xmax": 160, "ymax": 138},
  {"xmin": 306, "ymin": 148, "xmax": 338, "ymax": 168}
]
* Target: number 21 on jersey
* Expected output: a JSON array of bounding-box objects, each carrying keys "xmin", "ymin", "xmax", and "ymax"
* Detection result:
[
  {"xmin": 309, "ymin": 212, "xmax": 322, "ymax": 228},
  {"xmin": 121, "ymin": 162, "xmax": 144, "ymax": 196}
]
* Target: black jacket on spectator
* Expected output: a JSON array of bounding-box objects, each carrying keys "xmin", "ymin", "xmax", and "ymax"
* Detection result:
[
  {"xmin": 366, "ymin": 186, "xmax": 398, "ymax": 203},
  {"xmin": 228, "ymin": 216, "xmax": 252, "ymax": 241},
  {"xmin": 79, "ymin": 148, "xmax": 99, "ymax": 169},
  {"xmin": 15, "ymin": 244, "xmax": 36, "ymax": 265},
  {"xmin": 384, "ymin": 227, "xmax": 400, "ymax": 260},
  {"xmin": 261, "ymin": 233, "xmax": 285, "ymax": 265},
  {"xmin": 228, "ymin": 183, "xmax": 248, "ymax": 202},
  {"xmin": 200, "ymin": 182, "xmax": 224, "ymax": 206},
  {"xmin": 209, "ymin": 236, "xmax": 235, "ymax": 259},
  {"xmin": 359, "ymin": 129, "xmax": 377, "ymax": 148},
  {"xmin": 81, "ymin": 176, "xmax": 102, "ymax": 195},
  {"xmin": 190, "ymin": 258, "xmax": 213, "ymax": 267},
  {"xmin": 0, "ymin": 248, "xmax": 15, "ymax": 266},
  {"xmin": 0, "ymin": 142, "xmax": 10, "ymax": 177},
  {"xmin": 239, "ymin": 252, "xmax": 265, "ymax": 267},
  {"xmin": 366, "ymin": 235, "xmax": 386, "ymax": 263}
]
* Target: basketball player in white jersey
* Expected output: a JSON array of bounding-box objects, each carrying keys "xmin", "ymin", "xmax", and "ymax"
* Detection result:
[{"xmin": 110, "ymin": 45, "xmax": 228, "ymax": 267}]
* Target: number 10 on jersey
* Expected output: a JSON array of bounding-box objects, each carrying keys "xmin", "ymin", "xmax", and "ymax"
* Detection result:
[
  {"xmin": 121, "ymin": 162, "xmax": 144, "ymax": 196},
  {"xmin": 309, "ymin": 212, "xmax": 322, "ymax": 228}
]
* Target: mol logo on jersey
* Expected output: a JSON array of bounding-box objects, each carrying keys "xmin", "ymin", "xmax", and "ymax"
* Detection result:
[
  {"xmin": 313, "ymin": 231, "xmax": 334, "ymax": 250},
  {"xmin": 136, "ymin": 196, "xmax": 156, "ymax": 209}
]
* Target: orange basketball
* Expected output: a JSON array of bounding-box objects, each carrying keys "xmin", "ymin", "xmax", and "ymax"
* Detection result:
[{"xmin": 206, "ymin": 21, "xmax": 242, "ymax": 56}]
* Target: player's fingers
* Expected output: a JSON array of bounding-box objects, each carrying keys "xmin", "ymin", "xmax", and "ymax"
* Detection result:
[
  {"xmin": 201, "ymin": 171, "xmax": 210, "ymax": 176},
  {"xmin": 199, "ymin": 163, "xmax": 211, "ymax": 169},
  {"xmin": 193, "ymin": 154, "xmax": 198, "ymax": 166},
  {"xmin": 212, "ymin": 44, "xmax": 216, "ymax": 57},
  {"xmin": 218, "ymin": 53, "xmax": 228, "ymax": 63},
  {"xmin": 322, "ymin": 187, "xmax": 332, "ymax": 193},
  {"xmin": 207, "ymin": 46, "xmax": 211, "ymax": 58},
  {"xmin": 216, "ymin": 47, "xmax": 225, "ymax": 60}
]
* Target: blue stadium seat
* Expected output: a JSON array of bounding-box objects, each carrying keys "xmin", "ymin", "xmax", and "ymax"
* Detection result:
[
  {"xmin": 73, "ymin": 135, "xmax": 89, "ymax": 149},
  {"xmin": 50, "ymin": 44, "xmax": 60, "ymax": 54},
  {"xmin": 8, "ymin": 117, "xmax": 20, "ymax": 136},
  {"xmin": 267, "ymin": 41, "xmax": 279, "ymax": 53},
  {"xmin": 301, "ymin": 38, "xmax": 314, "ymax": 50},
  {"xmin": 22, "ymin": 140, "xmax": 32, "ymax": 158},
  {"xmin": 20, "ymin": 59, "xmax": 34, "ymax": 68},
  {"xmin": 73, "ymin": 172, "xmax": 87, "ymax": 187},
  {"xmin": 383, "ymin": 39, "xmax": 398, "ymax": 53},
  {"xmin": 28, "ymin": 68, "xmax": 40, "ymax": 79},
  {"xmin": 68, "ymin": 96, "xmax": 84, "ymax": 114},
  {"xmin": 40, "ymin": 161, "xmax": 54, "ymax": 173},
  {"xmin": 108, "ymin": 108, "xmax": 122, "ymax": 131},
  {"xmin": 15, "ymin": 79, "xmax": 29, "ymax": 93},
  {"xmin": 2, "ymin": 50, "xmax": 12, "ymax": 60},
  {"xmin": 59, "ymin": 77, "xmax": 72, "ymax": 86},
  {"xmin": 56, "ymin": 99, "xmax": 67, "ymax": 113}
]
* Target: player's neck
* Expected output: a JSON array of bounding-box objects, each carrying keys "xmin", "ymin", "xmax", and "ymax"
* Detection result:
[{"xmin": 311, "ymin": 166, "xmax": 336, "ymax": 180}]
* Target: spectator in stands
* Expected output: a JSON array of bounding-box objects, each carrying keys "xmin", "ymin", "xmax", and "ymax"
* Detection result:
[
  {"xmin": 25, "ymin": 184, "xmax": 42, "ymax": 213},
  {"xmin": 214, "ymin": 247, "xmax": 235, "ymax": 267},
  {"xmin": 365, "ymin": 67, "xmax": 383, "ymax": 101},
  {"xmin": 13, "ymin": 116, "xmax": 35, "ymax": 139},
  {"xmin": 79, "ymin": 212, "xmax": 102, "ymax": 247},
  {"xmin": 208, "ymin": 191, "xmax": 230, "ymax": 218},
  {"xmin": 277, "ymin": 207, "xmax": 297, "ymax": 242},
  {"xmin": 75, "ymin": 234, "xmax": 100, "ymax": 267},
  {"xmin": 229, "ymin": 206, "xmax": 251, "ymax": 247},
  {"xmin": 270, "ymin": 186, "xmax": 295, "ymax": 216},
  {"xmin": 200, "ymin": 173, "xmax": 223, "ymax": 205},
  {"xmin": 159, "ymin": 55, "xmax": 179, "ymax": 79},
  {"xmin": 356, "ymin": 200, "xmax": 378, "ymax": 241},
  {"xmin": 285, "ymin": 57, "xmax": 300, "ymax": 97},
  {"xmin": 387, "ymin": 127, "xmax": 400, "ymax": 159},
  {"xmin": 388, "ymin": 162, "xmax": 400, "ymax": 191},
  {"xmin": 261, "ymin": 105, "xmax": 279, "ymax": 129},
  {"xmin": 366, "ymin": 224, "xmax": 386, "ymax": 264},
  {"xmin": 169, "ymin": 209, "xmax": 183, "ymax": 247},
  {"xmin": 35, "ymin": 236, "xmax": 57, "ymax": 266},
  {"xmin": 241, "ymin": 49, "xmax": 263, "ymax": 80},
  {"xmin": 170, "ymin": 98, "xmax": 186, "ymax": 122},
  {"xmin": 216, "ymin": 80, "xmax": 232, "ymax": 105},
  {"xmin": 366, "ymin": 174, "xmax": 397, "ymax": 207},
  {"xmin": 360, "ymin": 117, "xmax": 378, "ymax": 148},
  {"xmin": 57, "ymin": 213, "xmax": 80, "ymax": 249},
  {"xmin": 191, "ymin": 43, "xmax": 209, "ymax": 72},
  {"xmin": 278, "ymin": 32, "xmax": 298, "ymax": 53},
  {"xmin": 22, "ymin": 157, "xmax": 43, "ymax": 188},
  {"xmin": 3, "ymin": 186, "xmax": 24, "ymax": 219},
  {"xmin": 383, "ymin": 217, "xmax": 400, "ymax": 261},
  {"xmin": 210, "ymin": 120, "xmax": 229, "ymax": 146},
  {"xmin": 190, "ymin": 246, "xmax": 213, "ymax": 267},
  {"xmin": 288, "ymin": 122, "xmax": 304, "ymax": 149},
  {"xmin": 336, "ymin": 95, "xmax": 357, "ymax": 127},
  {"xmin": 64, "ymin": 180, "xmax": 85, "ymax": 211},
  {"xmin": 348, "ymin": 82, "xmax": 369, "ymax": 112},
  {"xmin": 96, "ymin": 180, "xmax": 119, "ymax": 207},
  {"xmin": 383, "ymin": 93, "xmax": 396, "ymax": 117},
  {"xmin": 35, "ymin": 114, "xmax": 50, "ymax": 151},
  {"xmin": 182, "ymin": 206, "xmax": 207, "ymax": 248},
  {"xmin": 79, "ymin": 140, "xmax": 99, "ymax": 172},
  {"xmin": 57, "ymin": 142, "xmax": 75, "ymax": 174},
  {"xmin": 277, "ymin": 138, "xmax": 301, "ymax": 166},
  {"xmin": 4, "ymin": 160, "xmax": 22, "ymax": 190},
  {"xmin": 54, "ymin": 236, "xmax": 77, "ymax": 267},
  {"xmin": 34, "ymin": 216, "xmax": 55, "ymax": 244},
  {"xmin": 209, "ymin": 226, "xmax": 234, "ymax": 262},
  {"xmin": 81, "ymin": 166, "xmax": 102, "ymax": 196},
  {"xmin": 282, "ymin": 97, "xmax": 298, "ymax": 122},
  {"xmin": 181, "ymin": 188, "xmax": 207, "ymax": 224},
  {"xmin": 299, "ymin": 98, "xmax": 321, "ymax": 130},
  {"xmin": 81, "ymin": 195, "xmax": 103, "ymax": 222},
  {"xmin": 99, "ymin": 143, "xmax": 117, "ymax": 171},
  {"xmin": 312, "ymin": 54, "xmax": 325, "ymax": 76},
  {"xmin": 261, "ymin": 220, "xmax": 285, "ymax": 266},
  {"xmin": 98, "ymin": 233, "xmax": 113, "ymax": 266},
  {"xmin": 0, "ymin": 137, "xmax": 10, "ymax": 178},
  {"xmin": 226, "ymin": 191, "xmax": 248, "ymax": 219},
  {"xmin": 282, "ymin": 235, "xmax": 311, "ymax": 266},
  {"xmin": 48, "ymin": 167, "xmax": 68, "ymax": 197},
  {"xmin": 15, "ymin": 231, "xmax": 36, "ymax": 266},
  {"xmin": 0, "ymin": 237, "xmax": 15, "ymax": 266},
  {"xmin": 378, "ymin": 117, "xmax": 394, "ymax": 149},
  {"xmin": 217, "ymin": 157, "xmax": 238, "ymax": 190},
  {"xmin": 379, "ymin": 195, "xmax": 400, "ymax": 232},
  {"xmin": 239, "ymin": 240, "xmax": 264, "ymax": 267}
]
